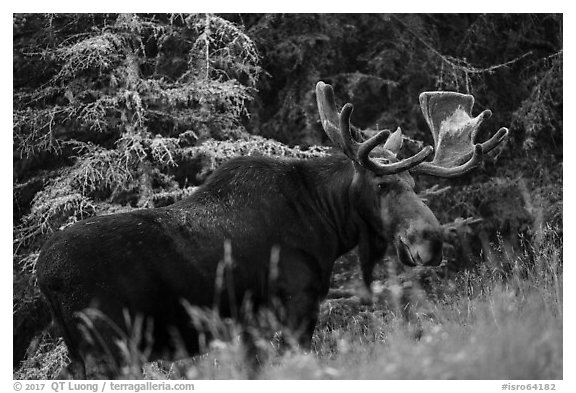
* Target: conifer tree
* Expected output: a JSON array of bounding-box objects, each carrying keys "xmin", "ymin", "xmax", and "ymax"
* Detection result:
[{"xmin": 14, "ymin": 13, "xmax": 325, "ymax": 253}]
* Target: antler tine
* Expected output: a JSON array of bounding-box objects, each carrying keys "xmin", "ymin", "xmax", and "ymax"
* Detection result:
[
  {"xmin": 478, "ymin": 127, "xmax": 509, "ymax": 155},
  {"xmin": 316, "ymin": 81, "xmax": 433, "ymax": 175},
  {"xmin": 358, "ymin": 129, "xmax": 433, "ymax": 174},
  {"xmin": 316, "ymin": 83, "xmax": 339, "ymax": 144},
  {"xmin": 316, "ymin": 82, "xmax": 371, "ymax": 160},
  {"xmin": 451, "ymin": 126, "xmax": 509, "ymax": 166},
  {"xmin": 411, "ymin": 91, "xmax": 509, "ymax": 177},
  {"xmin": 412, "ymin": 144, "xmax": 483, "ymax": 178},
  {"xmin": 338, "ymin": 103, "xmax": 362, "ymax": 158}
]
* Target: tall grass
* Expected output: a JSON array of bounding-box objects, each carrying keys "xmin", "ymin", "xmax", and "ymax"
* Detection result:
[
  {"xmin": 15, "ymin": 228, "xmax": 562, "ymax": 380},
  {"xmin": 266, "ymin": 228, "xmax": 562, "ymax": 379}
]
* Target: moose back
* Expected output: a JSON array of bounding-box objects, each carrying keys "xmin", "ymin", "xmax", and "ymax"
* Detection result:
[{"xmin": 34, "ymin": 82, "xmax": 508, "ymax": 378}]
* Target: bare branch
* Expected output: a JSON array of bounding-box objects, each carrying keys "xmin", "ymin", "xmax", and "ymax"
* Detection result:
[
  {"xmin": 442, "ymin": 216, "xmax": 484, "ymax": 239},
  {"xmin": 418, "ymin": 185, "xmax": 452, "ymax": 201}
]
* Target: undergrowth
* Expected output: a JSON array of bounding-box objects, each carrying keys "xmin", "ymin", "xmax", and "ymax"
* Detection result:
[{"xmin": 14, "ymin": 227, "xmax": 562, "ymax": 380}]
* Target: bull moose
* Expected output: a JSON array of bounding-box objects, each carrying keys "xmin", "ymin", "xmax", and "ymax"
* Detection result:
[{"xmin": 30, "ymin": 81, "xmax": 508, "ymax": 378}]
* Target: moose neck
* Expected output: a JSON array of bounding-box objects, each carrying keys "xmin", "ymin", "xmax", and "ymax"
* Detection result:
[
  {"xmin": 302, "ymin": 154, "xmax": 363, "ymax": 256},
  {"xmin": 181, "ymin": 153, "xmax": 364, "ymax": 272}
]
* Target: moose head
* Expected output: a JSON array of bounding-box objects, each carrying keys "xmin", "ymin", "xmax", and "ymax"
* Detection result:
[{"xmin": 316, "ymin": 81, "xmax": 508, "ymax": 288}]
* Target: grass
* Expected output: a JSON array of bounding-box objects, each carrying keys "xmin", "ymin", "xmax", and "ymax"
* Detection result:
[{"xmin": 15, "ymin": 228, "xmax": 562, "ymax": 380}]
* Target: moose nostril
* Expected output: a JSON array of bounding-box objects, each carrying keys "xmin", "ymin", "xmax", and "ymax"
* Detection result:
[
  {"xmin": 397, "ymin": 236, "xmax": 443, "ymax": 267},
  {"xmin": 415, "ymin": 251, "xmax": 423, "ymax": 264},
  {"xmin": 397, "ymin": 239, "xmax": 417, "ymax": 267},
  {"xmin": 411, "ymin": 239, "xmax": 443, "ymax": 266}
]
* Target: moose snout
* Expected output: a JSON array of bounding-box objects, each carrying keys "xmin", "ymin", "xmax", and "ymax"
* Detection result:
[{"xmin": 396, "ymin": 230, "xmax": 443, "ymax": 267}]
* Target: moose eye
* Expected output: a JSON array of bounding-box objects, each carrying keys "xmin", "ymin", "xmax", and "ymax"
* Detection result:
[{"xmin": 377, "ymin": 183, "xmax": 387, "ymax": 189}]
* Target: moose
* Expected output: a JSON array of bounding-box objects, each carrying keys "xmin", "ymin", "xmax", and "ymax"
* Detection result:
[{"xmin": 30, "ymin": 81, "xmax": 508, "ymax": 378}]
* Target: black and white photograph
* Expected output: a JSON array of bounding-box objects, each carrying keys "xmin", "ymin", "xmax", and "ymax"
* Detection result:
[{"xmin": 12, "ymin": 11, "xmax": 564, "ymax": 385}]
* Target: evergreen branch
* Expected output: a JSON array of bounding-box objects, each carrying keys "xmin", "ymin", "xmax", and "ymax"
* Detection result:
[{"xmin": 392, "ymin": 14, "xmax": 532, "ymax": 76}]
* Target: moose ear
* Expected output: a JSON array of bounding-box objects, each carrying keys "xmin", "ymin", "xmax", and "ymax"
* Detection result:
[{"xmin": 383, "ymin": 127, "xmax": 403, "ymax": 155}]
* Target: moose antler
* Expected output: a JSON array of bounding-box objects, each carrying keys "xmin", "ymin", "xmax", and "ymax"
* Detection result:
[
  {"xmin": 411, "ymin": 91, "xmax": 509, "ymax": 177},
  {"xmin": 316, "ymin": 81, "xmax": 433, "ymax": 175}
]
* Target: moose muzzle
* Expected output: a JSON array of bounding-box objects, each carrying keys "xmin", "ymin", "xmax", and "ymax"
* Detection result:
[{"xmin": 395, "ymin": 221, "xmax": 444, "ymax": 267}]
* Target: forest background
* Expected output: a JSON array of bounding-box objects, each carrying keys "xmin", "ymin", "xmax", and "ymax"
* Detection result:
[{"xmin": 12, "ymin": 13, "xmax": 563, "ymax": 379}]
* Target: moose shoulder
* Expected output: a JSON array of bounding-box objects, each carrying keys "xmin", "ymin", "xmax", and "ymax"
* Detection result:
[{"xmin": 34, "ymin": 82, "xmax": 508, "ymax": 378}]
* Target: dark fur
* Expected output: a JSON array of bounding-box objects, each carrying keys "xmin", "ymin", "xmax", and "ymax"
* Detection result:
[
  {"xmin": 33, "ymin": 151, "xmax": 444, "ymax": 378},
  {"xmin": 35, "ymin": 154, "xmax": 382, "ymax": 378}
]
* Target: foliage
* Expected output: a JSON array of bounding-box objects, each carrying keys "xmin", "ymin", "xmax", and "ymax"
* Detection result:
[
  {"xmin": 231, "ymin": 14, "xmax": 562, "ymax": 151},
  {"xmin": 512, "ymin": 51, "xmax": 562, "ymax": 150},
  {"xmin": 14, "ymin": 14, "xmax": 266, "ymax": 248},
  {"xmin": 14, "ymin": 337, "xmax": 69, "ymax": 380}
]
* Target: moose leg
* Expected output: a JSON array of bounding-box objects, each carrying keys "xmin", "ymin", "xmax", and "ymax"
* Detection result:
[
  {"xmin": 274, "ymin": 257, "xmax": 321, "ymax": 351},
  {"xmin": 41, "ymin": 293, "xmax": 87, "ymax": 379},
  {"xmin": 58, "ymin": 352, "xmax": 86, "ymax": 380},
  {"xmin": 55, "ymin": 326, "xmax": 86, "ymax": 379},
  {"xmin": 358, "ymin": 229, "xmax": 388, "ymax": 305},
  {"xmin": 240, "ymin": 328, "xmax": 263, "ymax": 379},
  {"xmin": 284, "ymin": 293, "xmax": 319, "ymax": 350},
  {"xmin": 358, "ymin": 257, "xmax": 376, "ymax": 306}
]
